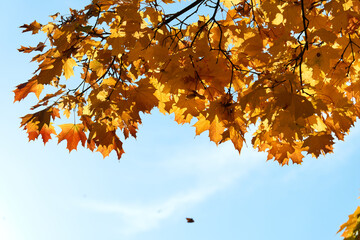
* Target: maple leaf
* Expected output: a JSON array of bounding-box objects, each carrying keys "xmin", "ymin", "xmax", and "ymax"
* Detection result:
[
  {"xmin": 87, "ymin": 123, "xmax": 125, "ymax": 159},
  {"xmin": 36, "ymin": 58, "xmax": 63, "ymax": 84},
  {"xmin": 229, "ymin": 126, "xmax": 244, "ymax": 154},
  {"xmin": 209, "ymin": 116, "xmax": 225, "ymax": 145},
  {"xmin": 302, "ymin": 133, "xmax": 334, "ymax": 158},
  {"xmin": 96, "ymin": 132, "xmax": 125, "ymax": 159},
  {"xmin": 39, "ymin": 124, "xmax": 57, "ymax": 144},
  {"xmin": 24, "ymin": 122, "xmax": 56, "ymax": 144},
  {"xmin": 128, "ymin": 79, "xmax": 159, "ymax": 113},
  {"xmin": 21, "ymin": 107, "xmax": 59, "ymax": 131},
  {"xmin": 49, "ymin": 12, "xmax": 60, "ymax": 20},
  {"xmin": 13, "ymin": 79, "xmax": 43, "ymax": 102},
  {"xmin": 20, "ymin": 20, "xmax": 42, "ymax": 34},
  {"xmin": 18, "ymin": 42, "xmax": 45, "ymax": 53},
  {"xmin": 193, "ymin": 115, "xmax": 210, "ymax": 136},
  {"xmin": 338, "ymin": 206, "xmax": 360, "ymax": 240},
  {"xmin": 57, "ymin": 124, "xmax": 87, "ymax": 152},
  {"xmin": 63, "ymin": 58, "xmax": 77, "ymax": 79}
]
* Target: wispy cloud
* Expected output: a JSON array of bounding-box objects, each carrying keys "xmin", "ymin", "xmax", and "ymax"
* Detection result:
[
  {"xmin": 83, "ymin": 184, "xmax": 220, "ymax": 235},
  {"xmin": 0, "ymin": 216, "xmax": 18, "ymax": 240},
  {"xmin": 81, "ymin": 142, "xmax": 263, "ymax": 236}
]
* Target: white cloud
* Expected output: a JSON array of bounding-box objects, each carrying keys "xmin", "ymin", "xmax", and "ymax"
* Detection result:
[
  {"xmin": 84, "ymin": 185, "xmax": 219, "ymax": 235},
  {"xmin": 0, "ymin": 217, "xmax": 18, "ymax": 240},
  {"xmin": 81, "ymin": 142, "xmax": 263, "ymax": 236}
]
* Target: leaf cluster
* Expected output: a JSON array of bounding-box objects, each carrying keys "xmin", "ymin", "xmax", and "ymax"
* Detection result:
[{"xmin": 15, "ymin": 0, "xmax": 360, "ymax": 164}]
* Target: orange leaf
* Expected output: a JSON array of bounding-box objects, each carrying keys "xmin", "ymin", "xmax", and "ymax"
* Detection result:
[
  {"xmin": 96, "ymin": 131, "xmax": 125, "ymax": 159},
  {"xmin": 209, "ymin": 116, "xmax": 225, "ymax": 144},
  {"xmin": 57, "ymin": 124, "xmax": 87, "ymax": 152},
  {"xmin": 13, "ymin": 79, "xmax": 44, "ymax": 102},
  {"xmin": 19, "ymin": 20, "xmax": 42, "ymax": 34},
  {"xmin": 18, "ymin": 42, "xmax": 45, "ymax": 53},
  {"xmin": 229, "ymin": 126, "xmax": 244, "ymax": 154},
  {"xmin": 39, "ymin": 124, "xmax": 57, "ymax": 144},
  {"xmin": 23, "ymin": 122, "xmax": 56, "ymax": 145},
  {"xmin": 338, "ymin": 206, "xmax": 360, "ymax": 239},
  {"xmin": 302, "ymin": 133, "xmax": 334, "ymax": 158},
  {"xmin": 193, "ymin": 116, "xmax": 210, "ymax": 135},
  {"xmin": 49, "ymin": 12, "xmax": 60, "ymax": 20}
]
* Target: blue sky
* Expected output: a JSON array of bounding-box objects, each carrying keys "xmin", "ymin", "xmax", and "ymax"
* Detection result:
[{"xmin": 1, "ymin": 1, "xmax": 360, "ymax": 239}]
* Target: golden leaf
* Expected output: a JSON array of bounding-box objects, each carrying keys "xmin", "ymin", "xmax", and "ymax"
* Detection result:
[
  {"xmin": 57, "ymin": 124, "xmax": 87, "ymax": 152},
  {"xmin": 209, "ymin": 116, "xmax": 225, "ymax": 144},
  {"xmin": 63, "ymin": 58, "xmax": 77, "ymax": 79},
  {"xmin": 13, "ymin": 79, "xmax": 44, "ymax": 102}
]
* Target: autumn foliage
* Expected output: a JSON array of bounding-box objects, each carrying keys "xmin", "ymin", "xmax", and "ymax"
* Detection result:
[
  {"xmin": 15, "ymin": 0, "xmax": 360, "ymax": 237},
  {"xmin": 338, "ymin": 206, "xmax": 360, "ymax": 240}
]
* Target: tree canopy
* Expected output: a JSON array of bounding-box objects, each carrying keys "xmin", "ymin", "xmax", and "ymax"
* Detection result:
[{"xmin": 15, "ymin": 0, "xmax": 360, "ymax": 238}]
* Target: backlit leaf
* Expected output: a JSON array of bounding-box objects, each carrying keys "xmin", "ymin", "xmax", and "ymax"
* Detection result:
[
  {"xmin": 57, "ymin": 124, "xmax": 87, "ymax": 152},
  {"xmin": 63, "ymin": 58, "xmax": 77, "ymax": 79}
]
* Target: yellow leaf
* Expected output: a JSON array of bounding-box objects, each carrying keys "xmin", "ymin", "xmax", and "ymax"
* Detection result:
[
  {"xmin": 63, "ymin": 58, "xmax": 77, "ymax": 79},
  {"xmin": 89, "ymin": 60, "xmax": 106, "ymax": 77},
  {"xmin": 338, "ymin": 206, "xmax": 360, "ymax": 239},
  {"xmin": 193, "ymin": 115, "xmax": 210, "ymax": 135},
  {"xmin": 209, "ymin": 116, "xmax": 225, "ymax": 144},
  {"xmin": 229, "ymin": 126, "xmax": 244, "ymax": 154},
  {"xmin": 272, "ymin": 13, "xmax": 283, "ymax": 25}
]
